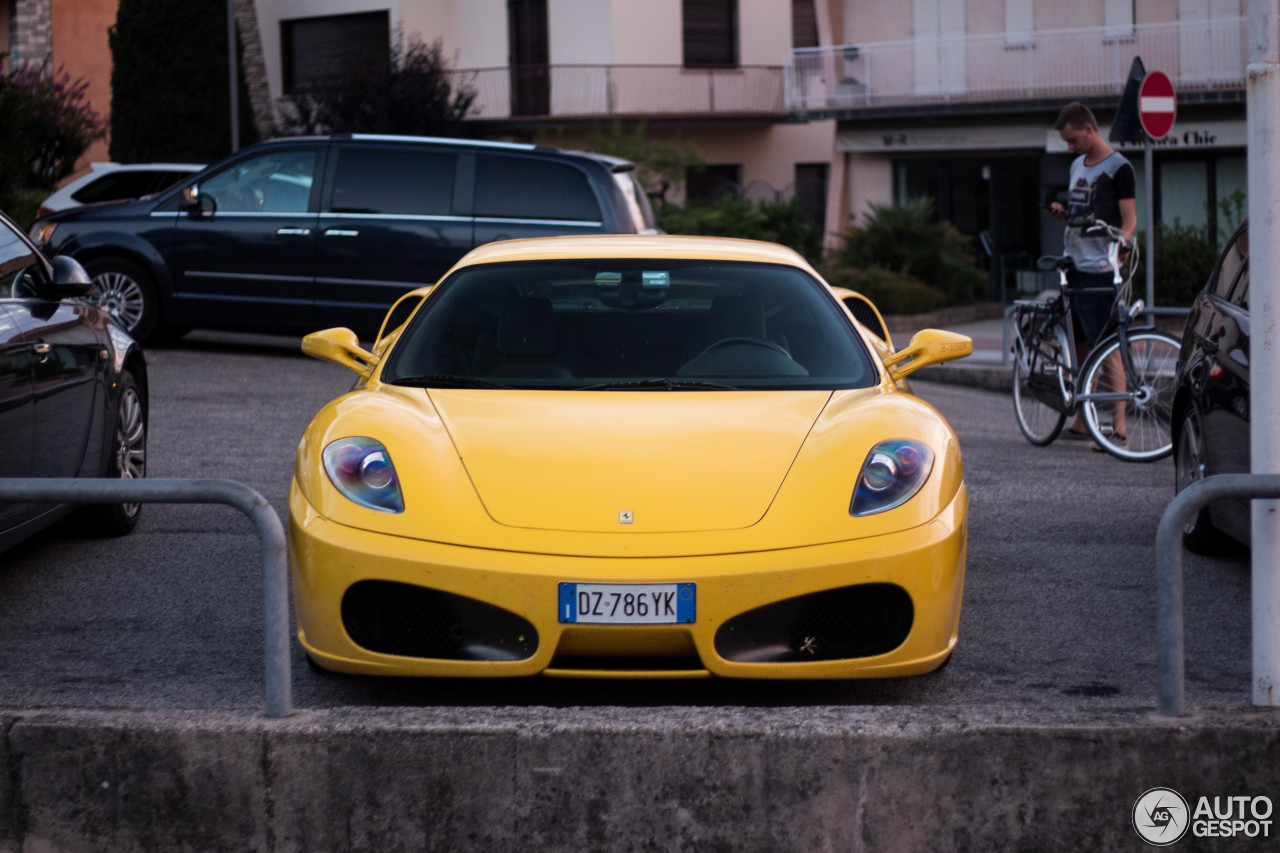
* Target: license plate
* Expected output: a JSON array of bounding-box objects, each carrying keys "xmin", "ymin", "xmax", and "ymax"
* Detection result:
[{"xmin": 558, "ymin": 583, "xmax": 695, "ymax": 624}]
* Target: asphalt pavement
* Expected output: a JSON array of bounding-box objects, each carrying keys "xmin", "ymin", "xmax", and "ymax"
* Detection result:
[{"xmin": 3, "ymin": 318, "xmax": 1277, "ymax": 852}]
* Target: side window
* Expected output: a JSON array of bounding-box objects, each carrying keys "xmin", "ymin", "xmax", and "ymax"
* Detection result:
[
  {"xmin": 330, "ymin": 149, "xmax": 456, "ymax": 216},
  {"xmin": 1210, "ymin": 229, "xmax": 1247, "ymax": 299},
  {"xmin": 199, "ymin": 149, "xmax": 317, "ymax": 214},
  {"xmin": 475, "ymin": 155, "xmax": 602, "ymax": 222},
  {"xmin": 0, "ymin": 224, "xmax": 47, "ymax": 299},
  {"xmin": 1229, "ymin": 268, "xmax": 1248, "ymax": 311}
]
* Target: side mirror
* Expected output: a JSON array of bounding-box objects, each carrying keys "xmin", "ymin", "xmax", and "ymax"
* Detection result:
[
  {"xmin": 882, "ymin": 329, "xmax": 972, "ymax": 382},
  {"xmin": 302, "ymin": 327, "xmax": 377, "ymax": 378},
  {"xmin": 179, "ymin": 186, "xmax": 216, "ymax": 217},
  {"xmin": 49, "ymin": 255, "xmax": 93, "ymax": 298}
]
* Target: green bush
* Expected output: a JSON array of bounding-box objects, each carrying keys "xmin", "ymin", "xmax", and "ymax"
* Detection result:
[
  {"xmin": 0, "ymin": 188, "xmax": 50, "ymax": 230},
  {"xmin": 657, "ymin": 195, "xmax": 822, "ymax": 263},
  {"xmin": 822, "ymin": 265, "xmax": 947, "ymax": 316},
  {"xmin": 831, "ymin": 198, "xmax": 986, "ymax": 305},
  {"xmin": 1134, "ymin": 219, "xmax": 1221, "ymax": 307},
  {"xmin": 109, "ymin": 0, "xmax": 258, "ymax": 162},
  {"xmin": 0, "ymin": 57, "xmax": 105, "ymax": 209}
]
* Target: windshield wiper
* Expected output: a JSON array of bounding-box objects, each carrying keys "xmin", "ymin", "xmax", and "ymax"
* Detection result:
[
  {"xmin": 390, "ymin": 374, "xmax": 505, "ymax": 389},
  {"xmin": 576, "ymin": 378, "xmax": 740, "ymax": 391}
]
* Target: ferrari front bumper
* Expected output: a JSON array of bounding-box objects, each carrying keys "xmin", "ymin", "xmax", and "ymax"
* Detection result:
[{"xmin": 289, "ymin": 482, "xmax": 967, "ymax": 679}]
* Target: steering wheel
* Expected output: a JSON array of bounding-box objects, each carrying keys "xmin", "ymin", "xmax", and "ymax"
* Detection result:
[{"xmin": 698, "ymin": 336, "xmax": 791, "ymax": 357}]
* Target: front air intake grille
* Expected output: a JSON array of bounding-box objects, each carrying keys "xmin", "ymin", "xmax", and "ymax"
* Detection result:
[
  {"xmin": 341, "ymin": 580, "xmax": 537, "ymax": 661},
  {"xmin": 714, "ymin": 584, "xmax": 912, "ymax": 663}
]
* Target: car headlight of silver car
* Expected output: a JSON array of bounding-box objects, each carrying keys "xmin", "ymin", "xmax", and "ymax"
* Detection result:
[
  {"xmin": 849, "ymin": 439, "xmax": 934, "ymax": 517},
  {"xmin": 322, "ymin": 437, "xmax": 404, "ymax": 513}
]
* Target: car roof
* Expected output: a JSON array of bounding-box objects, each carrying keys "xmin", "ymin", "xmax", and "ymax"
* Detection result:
[
  {"xmin": 81, "ymin": 162, "xmax": 205, "ymax": 171},
  {"xmin": 452, "ymin": 234, "xmax": 816, "ymax": 271},
  {"xmin": 257, "ymin": 134, "xmax": 627, "ymax": 167}
]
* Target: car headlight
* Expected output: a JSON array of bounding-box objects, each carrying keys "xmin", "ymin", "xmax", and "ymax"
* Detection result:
[
  {"xmin": 849, "ymin": 440, "xmax": 934, "ymax": 517},
  {"xmin": 322, "ymin": 437, "xmax": 404, "ymax": 513}
]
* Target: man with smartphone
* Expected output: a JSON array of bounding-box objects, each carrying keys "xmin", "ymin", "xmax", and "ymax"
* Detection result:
[{"xmin": 1046, "ymin": 101, "xmax": 1138, "ymax": 444}]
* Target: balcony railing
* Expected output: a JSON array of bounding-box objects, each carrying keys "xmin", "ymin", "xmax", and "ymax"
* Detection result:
[
  {"xmin": 449, "ymin": 64, "xmax": 786, "ymax": 121},
  {"xmin": 787, "ymin": 18, "xmax": 1247, "ymax": 115}
]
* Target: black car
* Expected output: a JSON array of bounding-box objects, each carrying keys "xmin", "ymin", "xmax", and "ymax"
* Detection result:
[
  {"xmin": 29, "ymin": 135, "xmax": 657, "ymax": 342},
  {"xmin": 1172, "ymin": 221, "xmax": 1250, "ymax": 552},
  {"xmin": 1, "ymin": 211, "xmax": 148, "ymax": 552}
]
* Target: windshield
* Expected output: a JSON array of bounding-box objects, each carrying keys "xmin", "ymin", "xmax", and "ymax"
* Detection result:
[{"xmin": 383, "ymin": 259, "xmax": 878, "ymax": 391}]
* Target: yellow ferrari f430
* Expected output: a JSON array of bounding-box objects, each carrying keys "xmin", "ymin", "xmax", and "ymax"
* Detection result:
[{"xmin": 290, "ymin": 235, "xmax": 971, "ymax": 679}]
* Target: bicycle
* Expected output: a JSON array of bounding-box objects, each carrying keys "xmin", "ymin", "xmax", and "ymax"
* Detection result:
[{"xmin": 1010, "ymin": 221, "xmax": 1181, "ymax": 462}]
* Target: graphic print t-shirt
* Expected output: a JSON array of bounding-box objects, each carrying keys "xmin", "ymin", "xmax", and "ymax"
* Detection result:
[{"xmin": 1063, "ymin": 151, "xmax": 1135, "ymax": 273}]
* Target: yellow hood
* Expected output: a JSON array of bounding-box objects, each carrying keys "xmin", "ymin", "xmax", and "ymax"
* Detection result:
[{"xmin": 430, "ymin": 390, "xmax": 833, "ymax": 533}]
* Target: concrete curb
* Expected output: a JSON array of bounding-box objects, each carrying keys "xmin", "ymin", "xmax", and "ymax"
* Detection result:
[
  {"xmin": 915, "ymin": 362, "xmax": 1012, "ymax": 394},
  {"xmin": 4, "ymin": 706, "xmax": 1278, "ymax": 851}
]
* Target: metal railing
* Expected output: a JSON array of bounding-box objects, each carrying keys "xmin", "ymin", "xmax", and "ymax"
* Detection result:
[
  {"xmin": 449, "ymin": 64, "xmax": 786, "ymax": 120},
  {"xmin": 1155, "ymin": 474, "xmax": 1280, "ymax": 717},
  {"xmin": 0, "ymin": 478, "xmax": 291, "ymax": 718},
  {"xmin": 788, "ymin": 18, "xmax": 1247, "ymax": 114}
]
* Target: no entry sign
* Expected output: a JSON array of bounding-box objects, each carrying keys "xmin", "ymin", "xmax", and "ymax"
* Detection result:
[{"xmin": 1139, "ymin": 71, "xmax": 1177, "ymax": 140}]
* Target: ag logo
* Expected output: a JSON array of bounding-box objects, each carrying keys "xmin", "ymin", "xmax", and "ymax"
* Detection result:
[{"xmin": 1133, "ymin": 787, "xmax": 1190, "ymax": 845}]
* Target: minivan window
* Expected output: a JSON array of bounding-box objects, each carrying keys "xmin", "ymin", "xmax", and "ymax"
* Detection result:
[
  {"xmin": 613, "ymin": 171, "xmax": 658, "ymax": 233},
  {"xmin": 331, "ymin": 149, "xmax": 456, "ymax": 216},
  {"xmin": 200, "ymin": 149, "xmax": 316, "ymax": 214},
  {"xmin": 475, "ymin": 155, "xmax": 601, "ymax": 222}
]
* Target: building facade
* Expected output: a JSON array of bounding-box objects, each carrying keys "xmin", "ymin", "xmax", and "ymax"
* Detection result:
[
  {"xmin": 791, "ymin": 0, "xmax": 1248, "ymax": 296},
  {"xmin": 251, "ymin": 0, "xmax": 844, "ymax": 243},
  {"xmin": 6, "ymin": 0, "xmax": 1252, "ymax": 301}
]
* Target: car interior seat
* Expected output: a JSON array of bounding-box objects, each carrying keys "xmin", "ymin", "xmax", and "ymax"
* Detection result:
[{"xmin": 482, "ymin": 295, "xmax": 574, "ymax": 378}]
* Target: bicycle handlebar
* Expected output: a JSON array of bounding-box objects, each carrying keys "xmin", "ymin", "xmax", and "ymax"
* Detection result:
[{"xmin": 1084, "ymin": 219, "xmax": 1131, "ymax": 248}]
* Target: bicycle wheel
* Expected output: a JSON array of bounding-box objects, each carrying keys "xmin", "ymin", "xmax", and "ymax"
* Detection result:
[
  {"xmin": 1078, "ymin": 329, "xmax": 1180, "ymax": 461},
  {"xmin": 1011, "ymin": 315, "xmax": 1069, "ymax": 445}
]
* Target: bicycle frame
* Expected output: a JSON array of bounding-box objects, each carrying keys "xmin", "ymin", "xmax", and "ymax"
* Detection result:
[{"xmin": 1013, "ymin": 233, "xmax": 1150, "ymax": 416}]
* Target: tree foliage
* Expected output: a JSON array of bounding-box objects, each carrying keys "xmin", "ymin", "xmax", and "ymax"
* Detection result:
[
  {"xmin": 658, "ymin": 195, "xmax": 822, "ymax": 264},
  {"xmin": 1134, "ymin": 220, "xmax": 1222, "ymax": 306},
  {"xmin": 279, "ymin": 39, "xmax": 474, "ymax": 136},
  {"xmin": 109, "ymin": 0, "xmax": 257, "ymax": 162},
  {"xmin": 0, "ymin": 58, "xmax": 105, "ymax": 191},
  {"xmin": 579, "ymin": 121, "xmax": 705, "ymax": 205}
]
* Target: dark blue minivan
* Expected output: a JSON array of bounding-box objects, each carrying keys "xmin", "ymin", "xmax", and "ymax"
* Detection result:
[{"xmin": 30, "ymin": 135, "xmax": 656, "ymax": 342}]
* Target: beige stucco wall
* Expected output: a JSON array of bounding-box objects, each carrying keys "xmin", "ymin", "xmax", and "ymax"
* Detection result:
[
  {"xmin": 612, "ymin": 1, "xmax": 678, "ymax": 64},
  {"xmin": 403, "ymin": 0, "xmax": 507, "ymax": 69},
  {"xmin": 52, "ymin": 0, "xmax": 116, "ymax": 167},
  {"xmin": 845, "ymin": 152, "xmax": 892, "ymax": 228}
]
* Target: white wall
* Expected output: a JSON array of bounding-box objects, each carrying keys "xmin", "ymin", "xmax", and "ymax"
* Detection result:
[{"xmin": 254, "ymin": 0, "xmax": 402, "ymax": 116}]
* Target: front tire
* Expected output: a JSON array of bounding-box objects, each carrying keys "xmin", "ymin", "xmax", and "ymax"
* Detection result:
[
  {"xmin": 83, "ymin": 257, "xmax": 160, "ymax": 342},
  {"xmin": 1079, "ymin": 330, "xmax": 1180, "ymax": 461},
  {"xmin": 82, "ymin": 370, "xmax": 147, "ymax": 536},
  {"xmin": 1175, "ymin": 405, "xmax": 1228, "ymax": 553}
]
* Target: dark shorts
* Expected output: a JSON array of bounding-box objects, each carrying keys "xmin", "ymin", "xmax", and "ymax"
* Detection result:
[{"xmin": 1066, "ymin": 270, "xmax": 1118, "ymax": 348}]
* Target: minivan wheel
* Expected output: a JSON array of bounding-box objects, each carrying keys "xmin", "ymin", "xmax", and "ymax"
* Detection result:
[{"xmin": 83, "ymin": 257, "xmax": 159, "ymax": 342}]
